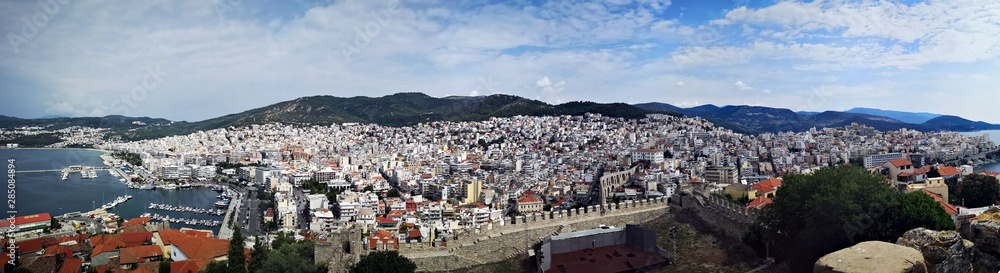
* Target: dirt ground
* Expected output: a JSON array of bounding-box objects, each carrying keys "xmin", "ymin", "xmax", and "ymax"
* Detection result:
[{"xmin": 644, "ymin": 212, "xmax": 773, "ymax": 273}]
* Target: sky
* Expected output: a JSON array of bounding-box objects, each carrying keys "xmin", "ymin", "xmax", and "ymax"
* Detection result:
[{"xmin": 1, "ymin": 0, "xmax": 998, "ymax": 123}]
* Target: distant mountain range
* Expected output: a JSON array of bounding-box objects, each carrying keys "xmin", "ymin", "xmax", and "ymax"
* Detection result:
[
  {"xmin": 0, "ymin": 93, "xmax": 676, "ymax": 141},
  {"xmin": 843, "ymin": 107, "xmax": 942, "ymax": 124},
  {"xmin": 633, "ymin": 102, "xmax": 1000, "ymax": 134},
  {"xmin": 1, "ymin": 93, "xmax": 997, "ymax": 143}
]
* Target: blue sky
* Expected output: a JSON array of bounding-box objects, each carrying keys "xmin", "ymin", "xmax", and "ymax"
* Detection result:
[{"xmin": 1, "ymin": 0, "xmax": 998, "ymax": 123}]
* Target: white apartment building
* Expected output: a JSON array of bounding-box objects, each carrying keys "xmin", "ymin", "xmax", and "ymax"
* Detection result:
[
  {"xmin": 632, "ymin": 148, "xmax": 665, "ymax": 164},
  {"xmin": 864, "ymin": 153, "xmax": 905, "ymax": 169}
]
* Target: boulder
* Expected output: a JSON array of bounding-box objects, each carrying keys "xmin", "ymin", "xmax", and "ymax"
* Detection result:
[
  {"xmin": 814, "ymin": 241, "xmax": 927, "ymax": 273},
  {"xmin": 896, "ymin": 228, "xmax": 974, "ymax": 273},
  {"xmin": 966, "ymin": 206, "xmax": 1000, "ymax": 271}
]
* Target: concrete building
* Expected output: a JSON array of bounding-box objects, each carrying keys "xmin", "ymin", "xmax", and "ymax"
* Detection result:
[
  {"xmin": 865, "ymin": 153, "xmax": 906, "ymax": 170},
  {"xmin": 536, "ymin": 225, "xmax": 669, "ymax": 273},
  {"xmin": 632, "ymin": 148, "xmax": 665, "ymax": 164}
]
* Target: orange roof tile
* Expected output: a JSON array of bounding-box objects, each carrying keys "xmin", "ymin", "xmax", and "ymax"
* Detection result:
[
  {"xmin": 887, "ymin": 158, "xmax": 913, "ymax": 168},
  {"xmin": 43, "ymin": 245, "xmax": 73, "ymax": 257},
  {"xmin": 746, "ymin": 196, "xmax": 773, "ymax": 211},
  {"xmin": 119, "ymin": 245, "xmax": 164, "ymax": 264},
  {"xmin": 920, "ymin": 189, "xmax": 958, "ymax": 215},
  {"xmin": 57, "ymin": 258, "xmax": 82, "ymax": 273},
  {"xmin": 157, "ymin": 229, "xmax": 230, "ymax": 261},
  {"xmin": 518, "ymin": 194, "xmax": 543, "ymax": 204},
  {"xmin": 939, "ymin": 166, "xmax": 961, "ymax": 177},
  {"xmin": 18, "ymin": 237, "xmax": 59, "ymax": 254},
  {"xmin": 171, "ymin": 259, "xmax": 212, "ymax": 273}
]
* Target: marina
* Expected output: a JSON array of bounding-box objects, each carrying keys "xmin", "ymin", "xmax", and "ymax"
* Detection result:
[
  {"xmin": 2, "ymin": 148, "xmax": 227, "ymax": 233},
  {"xmin": 140, "ymin": 213, "xmax": 223, "ymax": 227},
  {"xmin": 147, "ymin": 203, "xmax": 226, "ymax": 216},
  {"xmin": 97, "ymin": 195, "xmax": 133, "ymax": 211}
]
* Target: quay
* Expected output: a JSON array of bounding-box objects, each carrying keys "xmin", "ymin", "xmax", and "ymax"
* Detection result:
[{"xmin": 148, "ymin": 203, "xmax": 226, "ymax": 216}]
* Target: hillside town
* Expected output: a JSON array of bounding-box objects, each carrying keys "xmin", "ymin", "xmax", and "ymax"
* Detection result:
[
  {"xmin": 2, "ymin": 113, "xmax": 998, "ymax": 272},
  {"xmin": 100, "ymin": 113, "xmax": 996, "ymax": 234}
]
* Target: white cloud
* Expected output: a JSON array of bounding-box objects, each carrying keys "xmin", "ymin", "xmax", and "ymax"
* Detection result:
[
  {"xmin": 535, "ymin": 76, "xmax": 566, "ymax": 103},
  {"xmin": 704, "ymin": 0, "xmax": 1000, "ymax": 69},
  {"xmin": 735, "ymin": 81, "xmax": 753, "ymax": 90},
  {"xmin": 0, "ymin": 0, "xmax": 998, "ymax": 123}
]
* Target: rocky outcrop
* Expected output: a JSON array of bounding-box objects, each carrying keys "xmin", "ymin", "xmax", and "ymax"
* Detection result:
[
  {"xmin": 814, "ymin": 241, "xmax": 927, "ymax": 273},
  {"xmin": 965, "ymin": 206, "xmax": 1000, "ymax": 272},
  {"xmin": 897, "ymin": 228, "xmax": 974, "ymax": 273}
]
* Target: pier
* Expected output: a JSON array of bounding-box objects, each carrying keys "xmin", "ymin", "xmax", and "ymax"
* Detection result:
[
  {"xmin": 142, "ymin": 213, "xmax": 222, "ymax": 227},
  {"xmin": 148, "ymin": 203, "xmax": 226, "ymax": 216}
]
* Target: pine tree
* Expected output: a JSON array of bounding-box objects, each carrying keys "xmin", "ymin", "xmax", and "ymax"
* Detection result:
[{"xmin": 227, "ymin": 227, "xmax": 247, "ymax": 273}]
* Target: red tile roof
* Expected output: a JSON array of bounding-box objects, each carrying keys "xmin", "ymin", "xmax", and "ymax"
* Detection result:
[
  {"xmin": 17, "ymin": 237, "xmax": 59, "ymax": 254},
  {"xmin": 921, "ymin": 190, "xmax": 958, "ymax": 215},
  {"xmin": 57, "ymin": 258, "xmax": 83, "ymax": 273},
  {"xmin": 980, "ymin": 170, "xmax": 1000, "ymax": 177},
  {"xmin": 119, "ymin": 245, "xmax": 164, "ymax": 264},
  {"xmin": 408, "ymin": 229, "xmax": 422, "ymax": 239},
  {"xmin": 746, "ymin": 196, "xmax": 773, "ymax": 213},
  {"xmin": 939, "ymin": 166, "xmax": 962, "ymax": 177},
  {"xmin": 518, "ymin": 194, "xmax": 543, "ymax": 204},
  {"xmin": 157, "ymin": 229, "xmax": 232, "ymax": 261},
  {"xmin": 368, "ymin": 230, "xmax": 399, "ymax": 250},
  {"xmin": 387, "ymin": 210, "xmax": 407, "ymax": 218},
  {"xmin": 0, "ymin": 213, "xmax": 51, "ymax": 227},
  {"xmin": 752, "ymin": 178, "xmax": 783, "ymax": 193},
  {"xmin": 43, "ymin": 244, "xmax": 73, "ymax": 257},
  {"xmin": 887, "ymin": 158, "xmax": 913, "ymax": 168},
  {"xmin": 376, "ymin": 216, "xmax": 397, "ymax": 224},
  {"xmin": 171, "ymin": 259, "xmax": 213, "ymax": 273}
]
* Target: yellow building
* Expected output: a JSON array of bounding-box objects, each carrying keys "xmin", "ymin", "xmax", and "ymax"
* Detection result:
[
  {"xmin": 906, "ymin": 177, "xmax": 949, "ymax": 202},
  {"xmin": 464, "ymin": 179, "xmax": 482, "ymax": 204},
  {"xmin": 724, "ymin": 184, "xmax": 757, "ymax": 201}
]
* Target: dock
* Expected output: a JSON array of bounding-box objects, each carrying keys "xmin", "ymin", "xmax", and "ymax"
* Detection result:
[{"xmin": 148, "ymin": 203, "xmax": 226, "ymax": 216}]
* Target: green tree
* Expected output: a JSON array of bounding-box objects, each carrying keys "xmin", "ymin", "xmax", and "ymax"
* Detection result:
[
  {"xmin": 227, "ymin": 227, "xmax": 247, "ymax": 273},
  {"xmin": 258, "ymin": 240, "xmax": 323, "ymax": 273},
  {"xmin": 926, "ymin": 166, "xmax": 941, "ymax": 178},
  {"xmin": 271, "ymin": 231, "xmax": 295, "ymax": 251},
  {"xmin": 50, "ymin": 218, "xmax": 62, "ymax": 230},
  {"xmin": 363, "ymin": 185, "xmax": 374, "ymax": 192},
  {"xmin": 387, "ymin": 188, "xmax": 400, "ymax": 198},
  {"xmin": 956, "ymin": 174, "xmax": 1000, "ymax": 207},
  {"xmin": 158, "ymin": 260, "xmax": 171, "ymax": 273},
  {"xmin": 748, "ymin": 166, "xmax": 955, "ymax": 272},
  {"xmin": 249, "ymin": 237, "xmax": 269, "ymax": 272},
  {"xmin": 201, "ymin": 260, "xmax": 227, "ymax": 273},
  {"xmin": 350, "ymin": 251, "xmax": 416, "ymax": 273}
]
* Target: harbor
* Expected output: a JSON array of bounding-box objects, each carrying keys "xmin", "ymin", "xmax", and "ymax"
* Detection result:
[
  {"xmin": 148, "ymin": 203, "xmax": 226, "ymax": 216},
  {"xmin": 140, "ymin": 213, "xmax": 223, "ymax": 227},
  {"xmin": 2, "ymin": 148, "xmax": 227, "ymax": 234},
  {"xmin": 95, "ymin": 195, "xmax": 133, "ymax": 211}
]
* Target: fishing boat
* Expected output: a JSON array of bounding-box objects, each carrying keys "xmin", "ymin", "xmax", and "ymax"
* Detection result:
[
  {"xmin": 162, "ymin": 184, "xmax": 178, "ymax": 190},
  {"xmin": 214, "ymin": 199, "xmax": 231, "ymax": 208}
]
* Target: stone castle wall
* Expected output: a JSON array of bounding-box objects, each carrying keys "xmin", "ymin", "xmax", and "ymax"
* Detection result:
[
  {"xmin": 404, "ymin": 197, "xmax": 670, "ymax": 272},
  {"xmin": 674, "ymin": 191, "xmax": 754, "ymax": 241}
]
